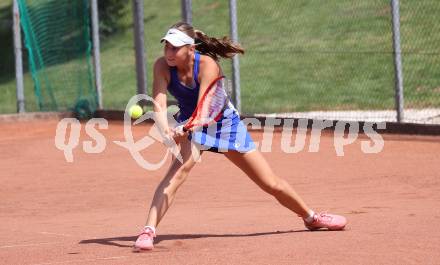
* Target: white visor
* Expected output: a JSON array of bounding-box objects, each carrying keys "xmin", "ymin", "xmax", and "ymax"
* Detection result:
[{"xmin": 160, "ymin": 28, "xmax": 195, "ymax": 47}]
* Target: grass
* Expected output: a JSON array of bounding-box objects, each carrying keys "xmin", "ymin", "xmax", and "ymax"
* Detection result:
[{"xmin": 0, "ymin": 0, "xmax": 439, "ymax": 114}]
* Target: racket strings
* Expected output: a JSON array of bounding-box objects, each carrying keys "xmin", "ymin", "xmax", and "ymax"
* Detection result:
[{"xmin": 196, "ymin": 79, "xmax": 228, "ymax": 124}]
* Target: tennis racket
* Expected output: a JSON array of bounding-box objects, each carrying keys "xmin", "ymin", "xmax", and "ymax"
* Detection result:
[{"xmin": 182, "ymin": 75, "xmax": 230, "ymax": 132}]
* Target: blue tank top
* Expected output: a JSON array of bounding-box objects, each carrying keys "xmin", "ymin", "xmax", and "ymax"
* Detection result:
[{"xmin": 167, "ymin": 52, "xmax": 201, "ymax": 122}]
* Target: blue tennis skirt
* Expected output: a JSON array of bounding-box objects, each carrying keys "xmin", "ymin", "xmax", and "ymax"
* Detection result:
[{"xmin": 178, "ymin": 104, "xmax": 256, "ymax": 153}]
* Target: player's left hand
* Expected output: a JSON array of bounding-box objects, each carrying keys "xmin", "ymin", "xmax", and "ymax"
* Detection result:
[{"xmin": 170, "ymin": 125, "xmax": 188, "ymax": 144}]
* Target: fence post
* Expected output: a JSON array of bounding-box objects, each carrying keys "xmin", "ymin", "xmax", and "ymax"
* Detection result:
[
  {"xmin": 13, "ymin": 0, "xmax": 25, "ymax": 113},
  {"xmin": 181, "ymin": 0, "xmax": 192, "ymax": 24},
  {"xmin": 132, "ymin": 0, "xmax": 147, "ymax": 96},
  {"xmin": 229, "ymin": 0, "xmax": 241, "ymax": 113},
  {"xmin": 91, "ymin": 0, "xmax": 103, "ymax": 109},
  {"xmin": 391, "ymin": 0, "xmax": 404, "ymax": 122}
]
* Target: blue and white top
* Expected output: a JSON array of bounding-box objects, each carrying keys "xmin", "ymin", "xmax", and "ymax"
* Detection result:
[{"xmin": 167, "ymin": 52, "xmax": 255, "ymax": 153}]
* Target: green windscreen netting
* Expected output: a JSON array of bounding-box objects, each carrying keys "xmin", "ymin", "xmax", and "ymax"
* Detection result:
[{"xmin": 18, "ymin": 0, "xmax": 97, "ymax": 117}]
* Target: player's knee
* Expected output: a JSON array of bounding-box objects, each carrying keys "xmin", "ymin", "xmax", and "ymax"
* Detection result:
[
  {"xmin": 163, "ymin": 161, "xmax": 195, "ymax": 196},
  {"xmin": 164, "ymin": 171, "xmax": 187, "ymax": 197},
  {"xmin": 265, "ymin": 177, "xmax": 285, "ymax": 196},
  {"xmin": 173, "ymin": 169, "xmax": 188, "ymax": 184},
  {"xmin": 174, "ymin": 164, "xmax": 193, "ymax": 182}
]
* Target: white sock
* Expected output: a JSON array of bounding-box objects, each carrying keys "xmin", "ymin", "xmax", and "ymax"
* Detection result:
[
  {"xmin": 304, "ymin": 210, "xmax": 315, "ymax": 223},
  {"xmin": 144, "ymin": 225, "xmax": 156, "ymax": 235}
]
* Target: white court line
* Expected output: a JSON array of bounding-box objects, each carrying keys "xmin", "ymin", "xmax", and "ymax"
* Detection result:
[
  {"xmin": 0, "ymin": 232, "xmax": 97, "ymax": 250},
  {"xmin": 0, "ymin": 242, "xmax": 60, "ymax": 249},
  {"xmin": 0, "ymin": 230, "xmax": 83, "ymax": 249},
  {"xmin": 30, "ymin": 255, "xmax": 130, "ymax": 265},
  {"xmin": 38, "ymin": 231, "xmax": 75, "ymax": 238},
  {"xmin": 0, "ymin": 231, "xmax": 96, "ymax": 249},
  {"xmin": 38, "ymin": 231, "xmax": 98, "ymax": 240}
]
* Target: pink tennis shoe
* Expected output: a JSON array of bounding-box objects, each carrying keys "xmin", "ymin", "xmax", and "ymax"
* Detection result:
[
  {"xmin": 133, "ymin": 226, "xmax": 156, "ymax": 251},
  {"xmin": 304, "ymin": 212, "xmax": 347, "ymax": 231}
]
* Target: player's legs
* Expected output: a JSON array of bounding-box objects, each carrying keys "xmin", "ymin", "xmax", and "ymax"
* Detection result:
[
  {"xmin": 223, "ymin": 149, "xmax": 312, "ymax": 218},
  {"xmin": 145, "ymin": 138, "xmax": 201, "ymax": 228},
  {"xmin": 223, "ymin": 149, "xmax": 347, "ymax": 230},
  {"xmin": 135, "ymin": 140, "xmax": 200, "ymax": 251}
]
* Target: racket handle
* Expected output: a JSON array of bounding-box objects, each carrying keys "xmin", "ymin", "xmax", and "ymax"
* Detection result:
[{"xmin": 176, "ymin": 124, "xmax": 189, "ymax": 133}]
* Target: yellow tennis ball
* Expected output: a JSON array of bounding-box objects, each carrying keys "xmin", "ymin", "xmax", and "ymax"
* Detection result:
[{"xmin": 129, "ymin": 104, "xmax": 143, "ymax": 119}]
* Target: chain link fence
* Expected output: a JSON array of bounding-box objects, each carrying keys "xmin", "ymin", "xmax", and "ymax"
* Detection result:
[
  {"xmin": 99, "ymin": 0, "xmax": 195, "ymax": 111},
  {"xmin": 2, "ymin": 0, "xmax": 439, "ymax": 124},
  {"xmin": 398, "ymin": 1, "xmax": 440, "ymax": 123},
  {"xmin": 98, "ymin": 0, "xmax": 440, "ymax": 124},
  {"xmin": 234, "ymin": 0, "xmax": 439, "ymax": 123}
]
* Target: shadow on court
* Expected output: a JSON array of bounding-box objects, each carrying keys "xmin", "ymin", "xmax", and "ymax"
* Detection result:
[{"xmin": 78, "ymin": 229, "xmax": 318, "ymax": 248}]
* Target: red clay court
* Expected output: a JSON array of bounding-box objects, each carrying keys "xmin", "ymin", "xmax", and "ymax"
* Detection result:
[{"xmin": 1, "ymin": 119, "xmax": 439, "ymax": 264}]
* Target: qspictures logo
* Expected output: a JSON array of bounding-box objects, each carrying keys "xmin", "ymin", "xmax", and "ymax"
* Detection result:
[{"xmin": 55, "ymin": 95, "xmax": 386, "ymax": 170}]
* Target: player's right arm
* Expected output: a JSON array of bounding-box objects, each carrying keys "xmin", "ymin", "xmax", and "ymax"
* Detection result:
[{"xmin": 152, "ymin": 57, "xmax": 173, "ymax": 137}]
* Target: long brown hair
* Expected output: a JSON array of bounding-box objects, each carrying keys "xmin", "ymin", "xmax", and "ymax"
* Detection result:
[{"xmin": 169, "ymin": 22, "xmax": 244, "ymax": 61}]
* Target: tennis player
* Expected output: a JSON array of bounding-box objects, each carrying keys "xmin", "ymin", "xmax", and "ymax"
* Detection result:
[{"xmin": 134, "ymin": 22, "xmax": 347, "ymax": 251}]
